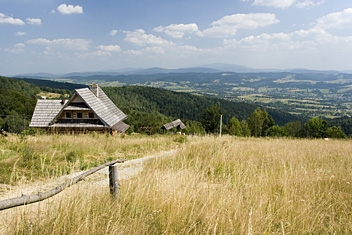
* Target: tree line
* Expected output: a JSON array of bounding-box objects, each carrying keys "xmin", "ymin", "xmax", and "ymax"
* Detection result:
[
  {"xmin": 202, "ymin": 105, "xmax": 347, "ymax": 138},
  {"xmin": 0, "ymin": 76, "xmax": 350, "ymax": 138}
]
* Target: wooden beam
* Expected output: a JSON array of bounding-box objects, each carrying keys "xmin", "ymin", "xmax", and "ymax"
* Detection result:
[{"xmin": 0, "ymin": 159, "xmax": 125, "ymax": 211}]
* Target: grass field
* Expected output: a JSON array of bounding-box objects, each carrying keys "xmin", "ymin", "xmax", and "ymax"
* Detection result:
[{"xmin": 1, "ymin": 134, "xmax": 352, "ymax": 234}]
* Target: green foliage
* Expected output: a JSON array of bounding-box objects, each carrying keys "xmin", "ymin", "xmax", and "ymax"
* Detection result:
[
  {"xmin": 240, "ymin": 120, "xmax": 251, "ymax": 137},
  {"xmin": 248, "ymin": 108, "xmax": 275, "ymax": 137},
  {"xmin": 284, "ymin": 121, "xmax": 303, "ymax": 137},
  {"xmin": 173, "ymin": 135, "xmax": 187, "ymax": 143},
  {"xmin": 0, "ymin": 77, "xmax": 40, "ymax": 132},
  {"xmin": 248, "ymin": 108, "xmax": 264, "ymax": 137},
  {"xmin": 21, "ymin": 128, "xmax": 39, "ymax": 136},
  {"xmin": 183, "ymin": 120, "xmax": 205, "ymax": 135},
  {"xmin": 3, "ymin": 76, "xmax": 350, "ymax": 138},
  {"xmin": 328, "ymin": 117, "xmax": 352, "ymax": 137},
  {"xmin": 201, "ymin": 104, "xmax": 223, "ymax": 134},
  {"xmin": 102, "ymin": 86, "xmax": 301, "ymax": 129},
  {"xmin": 305, "ymin": 117, "xmax": 328, "ymax": 138},
  {"xmin": 266, "ymin": 125, "xmax": 288, "ymax": 137},
  {"xmin": 325, "ymin": 126, "xmax": 347, "ymax": 139},
  {"xmin": 3, "ymin": 110, "xmax": 28, "ymax": 134},
  {"xmin": 228, "ymin": 117, "xmax": 243, "ymax": 136},
  {"xmin": 19, "ymin": 78, "xmax": 85, "ymax": 93}
]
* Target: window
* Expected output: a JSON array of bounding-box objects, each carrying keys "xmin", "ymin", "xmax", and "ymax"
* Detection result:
[
  {"xmin": 77, "ymin": 113, "xmax": 83, "ymax": 119},
  {"xmin": 89, "ymin": 113, "xmax": 94, "ymax": 118},
  {"xmin": 66, "ymin": 112, "xmax": 72, "ymax": 118}
]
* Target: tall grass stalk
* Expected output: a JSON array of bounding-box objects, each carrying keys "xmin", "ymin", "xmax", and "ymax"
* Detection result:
[{"xmin": 2, "ymin": 136, "xmax": 352, "ymax": 234}]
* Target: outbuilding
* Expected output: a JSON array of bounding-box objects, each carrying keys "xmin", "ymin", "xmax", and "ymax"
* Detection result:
[{"xmin": 162, "ymin": 119, "xmax": 186, "ymax": 134}]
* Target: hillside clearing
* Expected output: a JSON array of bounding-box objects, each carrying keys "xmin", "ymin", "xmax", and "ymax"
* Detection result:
[{"xmin": 1, "ymin": 135, "xmax": 352, "ymax": 234}]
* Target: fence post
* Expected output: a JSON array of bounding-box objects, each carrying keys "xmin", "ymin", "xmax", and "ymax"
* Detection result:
[{"xmin": 109, "ymin": 164, "xmax": 120, "ymax": 197}]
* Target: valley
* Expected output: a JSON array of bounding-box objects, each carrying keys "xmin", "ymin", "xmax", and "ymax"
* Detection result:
[{"xmin": 29, "ymin": 70, "xmax": 352, "ymax": 119}]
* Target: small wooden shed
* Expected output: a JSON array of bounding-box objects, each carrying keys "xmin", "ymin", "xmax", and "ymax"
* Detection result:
[{"xmin": 162, "ymin": 119, "xmax": 186, "ymax": 133}]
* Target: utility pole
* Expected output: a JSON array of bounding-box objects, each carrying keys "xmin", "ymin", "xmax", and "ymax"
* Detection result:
[{"xmin": 219, "ymin": 114, "xmax": 223, "ymax": 137}]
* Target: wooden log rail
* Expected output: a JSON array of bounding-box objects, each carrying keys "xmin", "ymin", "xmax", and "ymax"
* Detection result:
[{"xmin": 0, "ymin": 159, "xmax": 125, "ymax": 211}]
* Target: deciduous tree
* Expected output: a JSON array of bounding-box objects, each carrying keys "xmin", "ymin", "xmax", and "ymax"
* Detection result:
[
  {"xmin": 201, "ymin": 104, "xmax": 223, "ymax": 134},
  {"xmin": 305, "ymin": 117, "xmax": 328, "ymax": 138},
  {"xmin": 228, "ymin": 117, "xmax": 242, "ymax": 136},
  {"xmin": 248, "ymin": 108, "xmax": 275, "ymax": 137}
]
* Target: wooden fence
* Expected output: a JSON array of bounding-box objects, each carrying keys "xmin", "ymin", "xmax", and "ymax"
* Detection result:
[{"xmin": 0, "ymin": 159, "xmax": 125, "ymax": 211}]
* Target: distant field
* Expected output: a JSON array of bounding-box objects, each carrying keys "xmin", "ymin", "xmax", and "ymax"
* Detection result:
[
  {"xmin": 1, "ymin": 135, "xmax": 352, "ymax": 234},
  {"xmin": 37, "ymin": 92, "xmax": 61, "ymax": 99}
]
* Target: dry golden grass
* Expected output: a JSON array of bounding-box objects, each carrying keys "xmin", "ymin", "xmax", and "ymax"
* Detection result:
[
  {"xmin": 0, "ymin": 133, "xmax": 178, "ymax": 185},
  {"xmin": 2, "ymin": 135, "xmax": 352, "ymax": 234}
]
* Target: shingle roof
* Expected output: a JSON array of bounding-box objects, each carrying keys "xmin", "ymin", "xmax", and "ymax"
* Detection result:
[
  {"xmin": 112, "ymin": 121, "xmax": 130, "ymax": 133},
  {"xmin": 162, "ymin": 119, "xmax": 186, "ymax": 130},
  {"xmin": 67, "ymin": 87, "xmax": 126, "ymax": 127},
  {"xmin": 29, "ymin": 100, "xmax": 67, "ymax": 127}
]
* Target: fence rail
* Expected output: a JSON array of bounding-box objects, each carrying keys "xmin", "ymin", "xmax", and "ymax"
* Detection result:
[{"xmin": 0, "ymin": 159, "xmax": 125, "ymax": 211}]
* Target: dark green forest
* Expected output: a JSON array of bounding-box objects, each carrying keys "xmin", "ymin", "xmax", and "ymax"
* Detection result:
[
  {"xmin": 102, "ymin": 86, "xmax": 304, "ymax": 133},
  {"xmin": 0, "ymin": 77, "xmax": 39, "ymax": 132},
  {"xmin": 0, "ymin": 76, "xmax": 350, "ymax": 138}
]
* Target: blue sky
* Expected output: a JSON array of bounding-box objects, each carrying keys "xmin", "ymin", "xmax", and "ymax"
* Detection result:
[{"xmin": 1, "ymin": 0, "xmax": 352, "ymax": 75}]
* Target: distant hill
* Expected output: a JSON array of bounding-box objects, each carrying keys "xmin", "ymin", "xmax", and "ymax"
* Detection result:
[
  {"xmin": 102, "ymin": 85, "xmax": 304, "ymax": 126},
  {"xmin": 12, "ymin": 63, "xmax": 350, "ymax": 78},
  {"xmin": 17, "ymin": 78, "xmax": 87, "ymax": 91}
]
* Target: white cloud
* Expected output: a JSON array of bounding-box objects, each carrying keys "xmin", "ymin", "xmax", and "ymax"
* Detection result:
[
  {"xmin": 252, "ymin": 0, "xmax": 296, "ymax": 8},
  {"xmin": 296, "ymin": 0, "xmax": 325, "ymax": 8},
  {"xmin": 124, "ymin": 29, "xmax": 174, "ymax": 46},
  {"xmin": 109, "ymin": 30, "xmax": 118, "ymax": 36},
  {"xmin": 26, "ymin": 38, "xmax": 90, "ymax": 51},
  {"xmin": 124, "ymin": 46, "xmax": 165, "ymax": 56},
  {"xmin": 5, "ymin": 43, "xmax": 25, "ymax": 54},
  {"xmin": 177, "ymin": 45, "xmax": 205, "ymax": 53},
  {"xmin": 0, "ymin": 13, "xmax": 25, "ymax": 25},
  {"xmin": 57, "ymin": 4, "xmax": 83, "ymax": 15},
  {"xmin": 234, "ymin": 32, "xmax": 303, "ymax": 52},
  {"xmin": 153, "ymin": 23, "xmax": 199, "ymax": 38},
  {"xmin": 202, "ymin": 13, "xmax": 279, "ymax": 38},
  {"xmin": 97, "ymin": 45, "xmax": 121, "ymax": 52},
  {"xmin": 15, "ymin": 31, "xmax": 26, "ymax": 36},
  {"xmin": 223, "ymin": 21, "xmax": 352, "ymax": 55},
  {"xmin": 251, "ymin": 0, "xmax": 324, "ymax": 8},
  {"xmin": 26, "ymin": 18, "xmax": 42, "ymax": 25},
  {"xmin": 316, "ymin": 8, "xmax": 352, "ymax": 30}
]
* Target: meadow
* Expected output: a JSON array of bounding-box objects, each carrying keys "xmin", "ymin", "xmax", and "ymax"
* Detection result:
[{"xmin": 1, "ymin": 134, "xmax": 352, "ymax": 234}]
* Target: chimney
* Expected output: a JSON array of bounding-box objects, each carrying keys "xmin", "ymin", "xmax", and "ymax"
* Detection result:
[{"xmin": 90, "ymin": 84, "xmax": 99, "ymax": 97}]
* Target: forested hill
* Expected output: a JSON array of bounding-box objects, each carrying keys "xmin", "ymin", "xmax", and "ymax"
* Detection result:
[
  {"xmin": 102, "ymin": 86, "xmax": 304, "ymax": 126},
  {"xmin": 17, "ymin": 78, "xmax": 87, "ymax": 93},
  {"xmin": 0, "ymin": 76, "xmax": 83, "ymax": 132},
  {"xmin": 1, "ymin": 76, "xmax": 304, "ymax": 133},
  {"xmin": 0, "ymin": 76, "xmax": 39, "ymax": 122}
]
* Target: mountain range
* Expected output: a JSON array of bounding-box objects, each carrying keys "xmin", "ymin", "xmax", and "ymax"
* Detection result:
[{"xmin": 12, "ymin": 63, "xmax": 350, "ymax": 79}]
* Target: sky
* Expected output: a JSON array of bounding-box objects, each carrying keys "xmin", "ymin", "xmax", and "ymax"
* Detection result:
[{"xmin": 1, "ymin": 0, "xmax": 352, "ymax": 75}]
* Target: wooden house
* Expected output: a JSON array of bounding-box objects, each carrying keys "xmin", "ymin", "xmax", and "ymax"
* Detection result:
[
  {"xmin": 30, "ymin": 84, "xmax": 129, "ymax": 134},
  {"xmin": 162, "ymin": 119, "xmax": 186, "ymax": 133}
]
